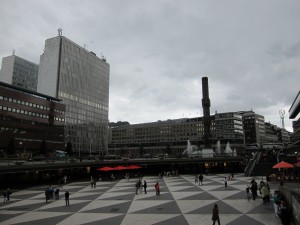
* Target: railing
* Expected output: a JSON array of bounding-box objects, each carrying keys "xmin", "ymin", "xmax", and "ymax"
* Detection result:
[{"xmin": 244, "ymin": 151, "xmax": 261, "ymax": 176}]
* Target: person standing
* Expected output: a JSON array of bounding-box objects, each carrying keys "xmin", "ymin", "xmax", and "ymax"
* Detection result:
[
  {"xmin": 135, "ymin": 182, "xmax": 139, "ymax": 195},
  {"xmin": 5, "ymin": 188, "xmax": 12, "ymax": 202},
  {"xmin": 273, "ymin": 191, "xmax": 280, "ymax": 217},
  {"xmin": 64, "ymin": 191, "xmax": 70, "ymax": 206},
  {"xmin": 261, "ymin": 184, "xmax": 270, "ymax": 204},
  {"xmin": 212, "ymin": 204, "xmax": 220, "ymax": 225},
  {"xmin": 246, "ymin": 186, "xmax": 251, "ymax": 200},
  {"xmin": 224, "ymin": 177, "xmax": 227, "ymax": 188},
  {"xmin": 55, "ymin": 187, "xmax": 60, "ymax": 200},
  {"xmin": 199, "ymin": 174, "xmax": 204, "ymax": 186},
  {"xmin": 143, "ymin": 180, "xmax": 147, "ymax": 194},
  {"xmin": 155, "ymin": 182, "xmax": 160, "ymax": 196}
]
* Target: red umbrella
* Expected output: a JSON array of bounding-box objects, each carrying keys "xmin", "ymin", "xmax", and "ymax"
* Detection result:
[
  {"xmin": 127, "ymin": 165, "xmax": 142, "ymax": 170},
  {"xmin": 113, "ymin": 166, "xmax": 128, "ymax": 171},
  {"xmin": 273, "ymin": 161, "xmax": 294, "ymax": 169},
  {"xmin": 97, "ymin": 166, "xmax": 113, "ymax": 171}
]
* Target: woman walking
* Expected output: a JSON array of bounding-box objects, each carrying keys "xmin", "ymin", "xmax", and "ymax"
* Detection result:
[{"xmin": 212, "ymin": 204, "xmax": 220, "ymax": 225}]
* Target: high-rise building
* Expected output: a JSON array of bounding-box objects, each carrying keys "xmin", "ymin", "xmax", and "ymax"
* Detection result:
[
  {"xmin": 37, "ymin": 35, "xmax": 110, "ymax": 156},
  {"xmin": 0, "ymin": 54, "xmax": 39, "ymax": 91},
  {"xmin": 241, "ymin": 111, "xmax": 266, "ymax": 145}
]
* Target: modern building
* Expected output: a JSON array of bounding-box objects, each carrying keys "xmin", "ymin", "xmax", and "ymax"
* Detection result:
[
  {"xmin": 0, "ymin": 81, "xmax": 65, "ymax": 156},
  {"xmin": 37, "ymin": 35, "xmax": 110, "ymax": 156},
  {"xmin": 0, "ymin": 54, "xmax": 39, "ymax": 91},
  {"xmin": 241, "ymin": 111, "xmax": 266, "ymax": 145},
  {"xmin": 289, "ymin": 90, "xmax": 300, "ymax": 146},
  {"xmin": 109, "ymin": 110, "xmax": 291, "ymax": 156},
  {"xmin": 214, "ymin": 112, "xmax": 244, "ymax": 144},
  {"xmin": 108, "ymin": 117, "xmax": 215, "ymax": 157}
]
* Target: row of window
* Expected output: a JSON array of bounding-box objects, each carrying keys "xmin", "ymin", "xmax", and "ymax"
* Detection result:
[
  {"xmin": 0, "ymin": 105, "xmax": 65, "ymax": 122},
  {"xmin": 0, "ymin": 95, "xmax": 65, "ymax": 114}
]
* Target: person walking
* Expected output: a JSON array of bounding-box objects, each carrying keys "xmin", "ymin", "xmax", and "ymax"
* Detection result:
[
  {"xmin": 143, "ymin": 180, "xmax": 147, "ymax": 194},
  {"xmin": 155, "ymin": 182, "xmax": 160, "ymax": 196},
  {"xmin": 212, "ymin": 204, "xmax": 220, "ymax": 225},
  {"xmin": 64, "ymin": 191, "xmax": 70, "ymax": 206},
  {"xmin": 199, "ymin": 174, "xmax": 204, "ymax": 186},
  {"xmin": 224, "ymin": 177, "xmax": 227, "ymax": 188}
]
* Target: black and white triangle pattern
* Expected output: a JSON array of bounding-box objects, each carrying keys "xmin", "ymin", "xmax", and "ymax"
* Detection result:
[{"xmin": 0, "ymin": 174, "xmax": 283, "ymax": 225}]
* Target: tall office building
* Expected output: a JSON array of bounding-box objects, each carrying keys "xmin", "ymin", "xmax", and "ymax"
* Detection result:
[
  {"xmin": 241, "ymin": 111, "xmax": 266, "ymax": 145},
  {"xmin": 0, "ymin": 54, "xmax": 39, "ymax": 91},
  {"xmin": 38, "ymin": 35, "xmax": 110, "ymax": 155}
]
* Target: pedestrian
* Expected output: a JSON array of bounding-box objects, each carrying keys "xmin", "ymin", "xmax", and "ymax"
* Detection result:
[
  {"xmin": 195, "ymin": 175, "xmax": 199, "ymax": 184},
  {"xmin": 246, "ymin": 186, "xmax": 251, "ymax": 200},
  {"xmin": 261, "ymin": 184, "xmax": 270, "ymax": 204},
  {"xmin": 250, "ymin": 180, "xmax": 257, "ymax": 200},
  {"xmin": 45, "ymin": 186, "xmax": 51, "ymax": 203},
  {"xmin": 143, "ymin": 180, "xmax": 147, "ymax": 194},
  {"xmin": 135, "ymin": 182, "xmax": 139, "ymax": 195},
  {"xmin": 55, "ymin": 187, "xmax": 60, "ymax": 200},
  {"xmin": 138, "ymin": 179, "xmax": 142, "ymax": 194},
  {"xmin": 212, "ymin": 204, "xmax": 220, "ymax": 225},
  {"xmin": 64, "ymin": 191, "xmax": 70, "ymax": 206},
  {"xmin": 273, "ymin": 191, "xmax": 280, "ymax": 217},
  {"xmin": 3, "ymin": 191, "xmax": 7, "ymax": 202},
  {"xmin": 224, "ymin": 177, "xmax": 227, "ymax": 188},
  {"xmin": 5, "ymin": 188, "xmax": 12, "ymax": 202},
  {"xmin": 155, "ymin": 182, "xmax": 160, "ymax": 196},
  {"xmin": 199, "ymin": 174, "xmax": 204, "ymax": 186},
  {"xmin": 280, "ymin": 201, "xmax": 290, "ymax": 225}
]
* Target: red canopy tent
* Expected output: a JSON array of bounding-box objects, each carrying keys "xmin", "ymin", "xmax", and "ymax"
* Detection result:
[
  {"xmin": 272, "ymin": 161, "xmax": 294, "ymax": 169},
  {"xmin": 126, "ymin": 165, "xmax": 142, "ymax": 170},
  {"xmin": 113, "ymin": 166, "xmax": 128, "ymax": 171},
  {"xmin": 97, "ymin": 166, "xmax": 114, "ymax": 171}
]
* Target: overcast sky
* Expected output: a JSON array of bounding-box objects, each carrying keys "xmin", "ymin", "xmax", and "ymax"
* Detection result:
[{"xmin": 0, "ymin": 0, "xmax": 299, "ymax": 132}]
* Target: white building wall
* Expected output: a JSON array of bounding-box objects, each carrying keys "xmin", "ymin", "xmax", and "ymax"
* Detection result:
[
  {"xmin": 0, "ymin": 56, "xmax": 14, "ymax": 84},
  {"xmin": 37, "ymin": 37, "xmax": 60, "ymax": 97}
]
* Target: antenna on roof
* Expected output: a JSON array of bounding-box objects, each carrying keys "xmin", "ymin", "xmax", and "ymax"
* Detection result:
[
  {"xmin": 58, "ymin": 28, "xmax": 63, "ymax": 36},
  {"xmin": 101, "ymin": 53, "xmax": 106, "ymax": 62},
  {"xmin": 12, "ymin": 49, "xmax": 15, "ymax": 55}
]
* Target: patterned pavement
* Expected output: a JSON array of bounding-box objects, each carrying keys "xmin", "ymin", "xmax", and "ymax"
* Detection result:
[{"xmin": 0, "ymin": 173, "xmax": 283, "ymax": 225}]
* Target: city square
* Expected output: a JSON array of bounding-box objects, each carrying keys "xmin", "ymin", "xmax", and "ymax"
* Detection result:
[{"xmin": 0, "ymin": 173, "xmax": 283, "ymax": 225}]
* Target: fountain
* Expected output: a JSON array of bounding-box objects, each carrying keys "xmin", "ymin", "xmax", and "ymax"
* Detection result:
[
  {"xmin": 215, "ymin": 140, "xmax": 221, "ymax": 155},
  {"xmin": 233, "ymin": 148, "xmax": 237, "ymax": 157},
  {"xmin": 182, "ymin": 140, "xmax": 201, "ymax": 156},
  {"xmin": 224, "ymin": 142, "xmax": 233, "ymax": 155}
]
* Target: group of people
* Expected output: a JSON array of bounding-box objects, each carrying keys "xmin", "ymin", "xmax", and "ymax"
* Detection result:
[
  {"xmin": 2, "ymin": 188, "xmax": 12, "ymax": 202},
  {"xmin": 45, "ymin": 185, "xmax": 70, "ymax": 206},
  {"xmin": 45, "ymin": 186, "xmax": 60, "ymax": 203},
  {"xmin": 135, "ymin": 179, "xmax": 147, "ymax": 194}
]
